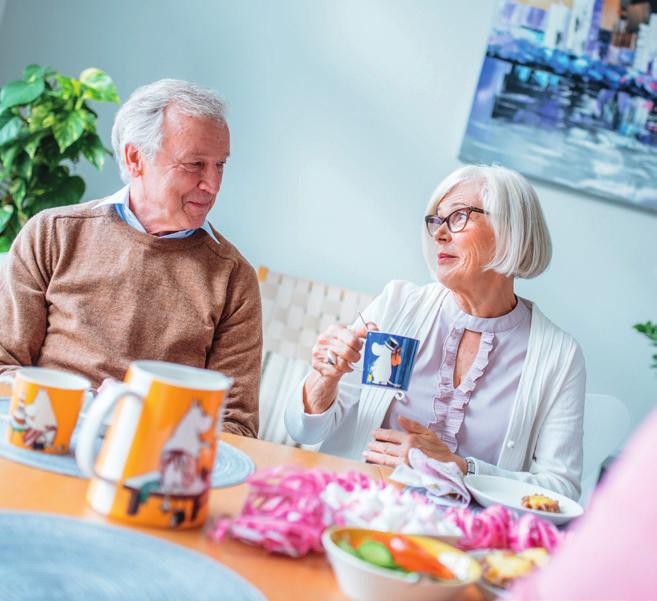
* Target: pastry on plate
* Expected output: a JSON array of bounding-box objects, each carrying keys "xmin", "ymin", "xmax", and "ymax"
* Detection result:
[
  {"xmin": 482, "ymin": 551, "xmax": 533, "ymax": 588},
  {"xmin": 518, "ymin": 547, "xmax": 549, "ymax": 568},
  {"xmin": 521, "ymin": 493, "xmax": 560, "ymax": 513},
  {"xmin": 481, "ymin": 547, "xmax": 549, "ymax": 589}
]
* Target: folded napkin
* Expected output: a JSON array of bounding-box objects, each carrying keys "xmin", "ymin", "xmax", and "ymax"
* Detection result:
[{"xmin": 390, "ymin": 447, "xmax": 471, "ymax": 507}]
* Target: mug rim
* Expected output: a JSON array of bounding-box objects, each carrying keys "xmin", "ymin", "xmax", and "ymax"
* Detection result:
[
  {"xmin": 131, "ymin": 360, "xmax": 233, "ymax": 391},
  {"xmin": 16, "ymin": 367, "xmax": 91, "ymax": 391},
  {"xmin": 365, "ymin": 331, "xmax": 420, "ymax": 343}
]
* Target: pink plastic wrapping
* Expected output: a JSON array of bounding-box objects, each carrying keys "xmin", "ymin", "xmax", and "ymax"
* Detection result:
[
  {"xmin": 208, "ymin": 466, "xmax": 380, "ymax": 557},
  {"xmin": 444, "ymin": 505, "xmax": 563, "ymax": 552}
]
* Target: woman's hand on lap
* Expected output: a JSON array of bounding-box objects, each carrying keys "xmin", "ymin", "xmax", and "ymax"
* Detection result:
[{"xmin": 364, "ymin": 415, "xmax": 467, "ymax": 473}]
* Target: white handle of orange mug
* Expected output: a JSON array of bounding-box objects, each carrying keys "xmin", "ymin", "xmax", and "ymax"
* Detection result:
[
  {"xmin": 75, "ymin": 382, "xmax": 142, "ymax": 480},
  {"xmin": 0, "ymin": 373, "xmax": 15, "ymax": 388},
  {"xmin": 0, "ymin": 374, "xmax": 15, "ymax": 423}
]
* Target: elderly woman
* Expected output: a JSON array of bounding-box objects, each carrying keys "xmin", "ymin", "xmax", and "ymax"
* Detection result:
[{"xmin": 285, "ymin": 164, "xmax": 586, "ymax": 500}]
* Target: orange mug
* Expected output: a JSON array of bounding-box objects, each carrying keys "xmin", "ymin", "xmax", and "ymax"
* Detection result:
[
  {"xmin": 0, "ymin": 367, "xmax": 91, "ymax": 454},
  {"xmin": 76, "ymin": 360, "xmax": 232, "ymax": 529}
]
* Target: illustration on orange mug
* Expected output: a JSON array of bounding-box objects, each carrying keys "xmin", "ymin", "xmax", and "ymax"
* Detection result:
[
  {"xmin": 10, "ymin": 389, "xmax": 59, "ymax": 451},
  {"xmin": 121, "ymin": 399, "xmax": 214, "ymax": 527},
  {"xmin": 78, "ymin": 360, "xmax": 231, "ymax": 529}
]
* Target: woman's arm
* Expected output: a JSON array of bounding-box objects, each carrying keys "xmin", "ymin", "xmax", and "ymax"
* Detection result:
[
  {"xmin": 285, "ymin": 361, "xmax": 364, "ymax": 445},
  {"xmin": 285, "ymin": 280, "xmax": 409, "ymax": 446},
  {"xmin": 284, "ymin": 320, "xmax": 372, "ymax": 445}
]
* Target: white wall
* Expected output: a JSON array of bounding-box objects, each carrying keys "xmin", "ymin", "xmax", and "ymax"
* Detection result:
[{"xmin": 0, "ymin": 0, "xmax": 655, "ymax": 436}]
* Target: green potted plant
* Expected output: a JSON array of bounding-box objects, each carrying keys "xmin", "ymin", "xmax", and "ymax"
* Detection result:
[
  {"xmin": 0, "ymin": 64, "xmax": 119, "ymax": 251},
  {"xmin": 634, "ymin": 321, "xmax": 657, "ymax": 369}
]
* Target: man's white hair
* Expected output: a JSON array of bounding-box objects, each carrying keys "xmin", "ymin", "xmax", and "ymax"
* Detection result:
[
  {"xmin": 111, "ymin": 79, "xmax": 227, "ymax": 183},
  {"xmin": 421, "ymin": 164, "xmax": 552, "ymax": 279}
]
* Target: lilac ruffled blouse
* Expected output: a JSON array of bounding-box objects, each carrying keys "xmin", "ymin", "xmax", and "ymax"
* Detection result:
[{"xmin": 381, "ymin": 292, "xmax": 531, "ymax": 465}]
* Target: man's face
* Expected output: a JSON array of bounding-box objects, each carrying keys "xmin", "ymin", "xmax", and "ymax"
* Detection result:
[{"xmin": 135, "ymin": 105, "xmax": 230, "ymax": 232}]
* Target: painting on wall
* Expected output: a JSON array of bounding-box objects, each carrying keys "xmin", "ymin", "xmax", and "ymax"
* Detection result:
[{"xmin": 460, "ymin": 0, "xmax": 657, "ymax": 213}]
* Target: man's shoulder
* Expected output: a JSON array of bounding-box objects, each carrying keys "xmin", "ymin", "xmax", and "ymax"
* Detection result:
[
  {"xmin": 202, "ymin": 224, "xmax": 254, "ymax": 270},
  {"xmin": 31, "ymin": 198, "xmax": 114, "ymax": 226}
]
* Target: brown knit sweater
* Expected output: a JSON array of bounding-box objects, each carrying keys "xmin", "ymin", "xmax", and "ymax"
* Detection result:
[{"xmin": 0, "ymin": 199, "xmax": 262, "ymax": 437}]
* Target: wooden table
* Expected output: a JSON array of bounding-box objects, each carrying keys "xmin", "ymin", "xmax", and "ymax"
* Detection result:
[{"xmin": 0, "ymin": 433, "xmax": 481, "ymax": 601}]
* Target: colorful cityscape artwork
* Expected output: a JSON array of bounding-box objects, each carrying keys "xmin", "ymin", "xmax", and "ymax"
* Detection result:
[{"xmin": 460, "ymin": 0, "xmax": 657, "ymax": 213}]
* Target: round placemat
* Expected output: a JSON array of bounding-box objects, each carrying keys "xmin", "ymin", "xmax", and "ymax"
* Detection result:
[
  {"xmin": 0, "ymin": 399, "xmax": 254, "ymax": 487},
  {"xmin": 0, "ymin": 511, "xmax": 265, "ymax": 601}
]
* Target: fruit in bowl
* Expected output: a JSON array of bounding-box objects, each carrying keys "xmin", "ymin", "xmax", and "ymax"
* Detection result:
[{"xmin": 323, "ymin": 527, "xmax": 481, "ymax": 601}]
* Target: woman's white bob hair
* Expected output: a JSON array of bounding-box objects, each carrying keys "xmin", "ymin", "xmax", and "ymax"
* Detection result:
[
  {"xmin": 421, "ymin": 164, "xmax": 552, "ymax": 279},
  {"xmin": 111, "ymin": 79, "xmax": 227, "ymax": 184}
]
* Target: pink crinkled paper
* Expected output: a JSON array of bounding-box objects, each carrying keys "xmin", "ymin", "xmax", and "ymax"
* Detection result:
[
  {"xmin": 443, "ymin": 505, "xmax": 563, "ymax": 552},
  {"xmin": 209, "ymin": 466, "xmax": 564, "ymax": 558},
  {"xmin": 208, "ymin": 466, "xmax": 380, "ymax": 557}
]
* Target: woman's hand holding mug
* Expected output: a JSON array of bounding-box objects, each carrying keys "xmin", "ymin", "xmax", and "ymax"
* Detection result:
[{"xmin": 303, "ymin": 322, "xmax": 377, "ymax": 414}]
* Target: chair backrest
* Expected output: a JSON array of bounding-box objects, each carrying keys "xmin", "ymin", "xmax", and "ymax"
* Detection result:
[
  {"xmin": 581, "ymin": 392, "xmax": 631, "ymax": 503},
  {"xmin": 257, "ymin": 267, "xmax": 375, "ymax": 445}
]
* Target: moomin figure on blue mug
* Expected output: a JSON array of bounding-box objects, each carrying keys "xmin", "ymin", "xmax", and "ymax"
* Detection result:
[{"xmin": 362, "ymin": 332, "xmax": 419, "ymax": 391}]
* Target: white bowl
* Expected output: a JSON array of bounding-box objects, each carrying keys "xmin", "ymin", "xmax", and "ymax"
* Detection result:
[{"xmin": 322, "ymin": 527, "xmax": 481, "ymax": 601}]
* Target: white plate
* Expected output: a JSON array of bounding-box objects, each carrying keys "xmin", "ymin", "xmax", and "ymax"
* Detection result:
[{"xmin": 464, "ymin": 475, "xmax": 583, "ymax": 525}]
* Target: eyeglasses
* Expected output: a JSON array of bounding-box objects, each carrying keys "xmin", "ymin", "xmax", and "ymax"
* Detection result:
[{"xmin": 424, "ymin": 206, "xmax": 487, "ymax": 235}]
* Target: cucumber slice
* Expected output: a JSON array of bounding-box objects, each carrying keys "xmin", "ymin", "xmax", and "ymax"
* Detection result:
[
  {"xmin": 356, "ymin": 540, "xmax": 397, "ymax": 569},
  {"xmin": 336, "ymin": 538, "xmax": 359, "ymax": 558}
]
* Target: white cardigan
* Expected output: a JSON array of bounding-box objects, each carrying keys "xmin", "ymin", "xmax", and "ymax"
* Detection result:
[{"xmin": 285, "ymin": 280, "xmax": 586, "ymax": 500}]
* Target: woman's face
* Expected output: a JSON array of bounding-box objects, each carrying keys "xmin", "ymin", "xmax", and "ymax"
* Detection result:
[{"xmin": 431, "ymin": 180, "xmax": 497, "ymax": 292}]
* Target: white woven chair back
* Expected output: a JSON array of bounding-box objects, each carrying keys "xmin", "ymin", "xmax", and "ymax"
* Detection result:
[{"xmin": 257, "ymin": 267, "xmax": 374, "ymax": 445}]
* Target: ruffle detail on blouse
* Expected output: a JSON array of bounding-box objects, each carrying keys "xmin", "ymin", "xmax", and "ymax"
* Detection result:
[{"xmin": 429, "ymin": 328, "xmax": 495, "ymax": 452}]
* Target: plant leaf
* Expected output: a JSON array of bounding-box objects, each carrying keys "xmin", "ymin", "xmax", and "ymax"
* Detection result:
[
  {"xmin": 0, "ymin": 79, "xmax": 45, "ymax": 110},
  {"xmin": 634, "ymin": 321, "xmax": 657, "ymax": 341},
  {"xmin": 79, "ymin": 108, "xmax": 97, "ymax": 131},
  {"xmin": 0, "ymin": 145, "xmax": 21, "ymax": 170},
  {"xmin": 23, "ymin": 64, "xmax": 48, "ymax": 83},
  {"xmin": 80, "ymin": 68, "xmax": 120, "ymax": 103},
  {"xmin": 52, "ymin": 111, "xmax": 85, "ymax": 152},
  {"xmin": 0, "ymin": 233, "xmax": 13, "ymax": 252},
  {"xmin": 14, "ymin": 154, "xmax": 33, "ymax": 181},
  {"xmin": 0, "ymin": 116, "xmax": 26, "ymax": 147},
  {"xmin": 0, "ymin": 205, "xmax": 14, "ymax": 232},
  {"xmin": 28, "ymin": 98, "xmax": 62, "ymax": 131},
  {"xmin": 33, "ymin": 175, "xmax": 85, "ymax": 212},
  {"xmin": 9, "ymin": 178, "xmax": 27, "ymax": 208},
  {"xmin": 23, "ymin": 132, "xmax": 44, "ymax": 159},
  {"xmin": 54, "ymin": 74, "xmax": 81, "ymax": 100},
  {"xmin": 81, "ymin": 134, "xmax": 106, "ymax": 170},
  {"xmin": 0, "ymin": 111, "xmax": 12, "ymax": 131}
]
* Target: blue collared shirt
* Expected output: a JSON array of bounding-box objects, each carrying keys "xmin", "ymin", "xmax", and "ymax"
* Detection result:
[{"xmin": 96, "ymin": 186, "xmax": 220, "ymax": 244}]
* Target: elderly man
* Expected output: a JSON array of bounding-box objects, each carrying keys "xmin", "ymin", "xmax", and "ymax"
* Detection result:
[{"xmin": 0, "ymin": 79, "xmax": 262, "ymax": 437}]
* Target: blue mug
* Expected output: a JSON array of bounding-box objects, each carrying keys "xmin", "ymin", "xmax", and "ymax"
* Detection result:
[{"xmin": 361, "ymin": 331, "xmax": 419, "ymax": 391}]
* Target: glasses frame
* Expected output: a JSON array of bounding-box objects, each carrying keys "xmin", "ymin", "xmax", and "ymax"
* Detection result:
[{"xmin": 424, "ymin": 206, "xmax": 487, "ymax": 235}]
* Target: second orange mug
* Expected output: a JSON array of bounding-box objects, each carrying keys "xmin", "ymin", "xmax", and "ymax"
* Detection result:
[
  {"xmin": 76, "ymin": 360, "xmax": 232, "ymax": 529},
  {"xmin": 0, "ymin": 367, "xmax": 91, "ymax": 454}
]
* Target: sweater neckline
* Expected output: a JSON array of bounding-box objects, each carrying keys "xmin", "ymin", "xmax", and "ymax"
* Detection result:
[{"xmin": 102, "ymin": 205, "xmax": 212, "ymax": 251}]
